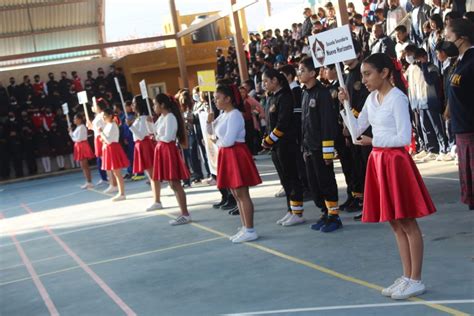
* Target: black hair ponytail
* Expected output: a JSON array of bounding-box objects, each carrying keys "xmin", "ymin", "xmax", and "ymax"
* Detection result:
[
  {"xmin": 215, "ymin": 83, "xmax": 245, "ymax": 112},
  {"xmin": 132, "ymin": 94, "xmax": 149, "ymax": 116},
  {"xmin": 362, "ymin": 53, "xmax": 407, "ymax": 95},
  {"xmin": 155, "ymin": 93, "xmax": 188, "ymax": 148}
]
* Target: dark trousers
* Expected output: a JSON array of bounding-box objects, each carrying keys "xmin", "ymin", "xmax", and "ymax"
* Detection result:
[
  {"xmin": 196, "ymin": 134, "xmax": 210, "ymax": 177},
  {"xmin": 304, "ymin": 150, "xmax": 338, "ymax": 211},
  {"xmin": 420, "ymin": 108, "xmax": 449, "ymax": 154},
  {"xmin": 125, "ymin": 140, "xmax": 134, "ymax": 175},
  {"xmin": 336, "ymin": 136, "xmax": 353, "ymax": 196},
  {"xmin": 272, "ymin": 142, "xmax": 304, "ymax": 211},
  {"xmin": 219, "ymin": 188, "xmax": 236, "ymax": 204},
  {"xmin": 244, "ymin": 120, "xmax": 256, "ymax": 155},
  {"xmin": 96, "ymin": 157, "xmax": 107, "ymax": 181},
  {"xmin": 184, "ymin": 133, "xmax": 203, "ymax": 180},
  {"xmin": 0, "ymin": 150, "xmax": 10, "ymax": 179},
  {"xmin": 414, "ymin": 110, "xmax": 426, "ymax": 152},
  {"xmin": 350, "ymin": 143, "xmax": 372, "ymax": 195}
]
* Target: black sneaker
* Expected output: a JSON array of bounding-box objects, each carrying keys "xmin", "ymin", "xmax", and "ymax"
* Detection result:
[
  {"xmin": 320, "ymin": 216, "xmax": 343, "ymax": 233},
  {"xmin": 353, "ymin": 212, "xmax": 363, "ymax": 221},
  {"xmin": 213, "ymin": 200, "xmax": 227, "ymax": 209},
  {"xmin": 221, "ymin": 201, "xmax": 237, "ymax": 210},
  {"xmin": 345, "ymin": 197, "xmax": 363, "ymax": 213},
  {"xmin": 228, "ymin": 206, "xmax": 240, "ymax": 215},
  {"xmin": 339, "ymin": 196, "xmax": 354, "ymax": 211}
]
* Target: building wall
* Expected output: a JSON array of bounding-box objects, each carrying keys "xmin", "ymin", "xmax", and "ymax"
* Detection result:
[{"xmin": 114, "ymin": 39, "xmax": 230, "ymax": 96}]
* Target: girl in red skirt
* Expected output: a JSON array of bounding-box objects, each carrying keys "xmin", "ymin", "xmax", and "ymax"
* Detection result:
[
  {"xmin": 128, "ymin": 95, "xmax": 162, "ymax": 211},
  {"xmin": 208, "ymin": 84, "xmax": 262, "ymax": 243},
  {"xmin": 152, "ymin": 94, "xmax": 191, "ymax": 225},
  {"xmin": 69, "ymin": 113, "xmax": 95, "ymax": 189},
  {"xmin": 99, "ymin": 108, "xmax": 129, "ymax": 202},
  {"xmin": 339, "ymin": 53, "xmax": 436, "ymax": 300}
]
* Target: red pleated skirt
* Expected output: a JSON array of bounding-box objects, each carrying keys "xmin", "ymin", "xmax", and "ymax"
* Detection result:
[
  {"xmin": 217, "ymin": 142, "xmax": 262, "ymax": 189},
  {"xmin": 133, "ymin": 137, "xmax": 154, "ymax": 173},
  {"xmin": 94, "ymin": 136, "xmax": 103, "ymax": 157},
  {"xmin": 73, "ymin": 141, "xmax": 95, "ymax": 161},
  {"xmin": 152, "ymin": 141, "xmax": 190, "ymax": 181},
  {"xmin": 362, "ymin": 147, "xmax": 436, "ymax": 223},
  {"xmin": 102, "ymin": 142, "xmax": 130, "ymax": 171}
]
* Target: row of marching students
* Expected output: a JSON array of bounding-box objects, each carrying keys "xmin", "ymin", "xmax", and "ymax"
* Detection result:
[{"xmin": 68, "ymin": 95, "xmax": 191, "ymax": 225}]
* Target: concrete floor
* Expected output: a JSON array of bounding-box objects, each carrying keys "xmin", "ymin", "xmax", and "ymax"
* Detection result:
[{"xmin": 0, "ymin": 156, "xmax": 473, "ymax": 316}]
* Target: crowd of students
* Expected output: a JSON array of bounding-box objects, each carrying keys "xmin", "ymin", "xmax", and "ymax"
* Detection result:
[{"xmin": 0, "ymin": 66, "xmax": 129, "ymax": 179}]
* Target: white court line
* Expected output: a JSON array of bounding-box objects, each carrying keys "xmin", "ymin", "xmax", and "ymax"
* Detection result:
[
  {"xmin": 0, "ymin": 214, "xmax": 153, "ymax": 248},
  {"xmin": 1, "ymin": 190, "xmax": 85, "ymax": 212},
  {"xmin": 0, "ymin": 254, "xmax": 69, "ymax": 272},
  {"xmin": 424, "ymin": 176, "xmax": 459, "ymax": 182},
  {"xmin": 224, "ymin": 300, "xmax": 474, "ymax": 315}
]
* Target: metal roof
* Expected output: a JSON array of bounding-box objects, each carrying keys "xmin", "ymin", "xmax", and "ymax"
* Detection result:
[{"xmin": 0, "ymin": 0, "xmax": 104, "ymax": 68}]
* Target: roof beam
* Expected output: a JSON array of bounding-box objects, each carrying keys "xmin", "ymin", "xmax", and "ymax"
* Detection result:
[
  {"xmin": 0, "ymin": 34, "xmax": 176, "ymax": 61},
  {"xmin": 0, "ymin": 0, "xmax": 88, "ymax": 12},
  {"xmin": 0, "ymin": 23, "xmax": 101, "ymax": 39},
  {"xmin": 96, "ymin": 0, "xmax": 106, "ymax": 57},
  {"xmin": 176, "ymin": 0, "xmax": 257, "ymax": 39}
]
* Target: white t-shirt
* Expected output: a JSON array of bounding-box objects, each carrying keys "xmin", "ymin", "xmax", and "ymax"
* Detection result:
[
  {"xmin": 92, "ymin": 112, "xmax": 105, "ymax": 136},
  {"xmin": 101, "ymin": 122, "xmax": 120, "ymax": 144},
  {"xmin": 129, "ymin": 115, "xmax": 154, "ymax": 141},
  {"xmin": 70, "ymin": 124, "xmax": 88, "ymax": 142},
  {"xmin": 155, "ymin": 113, "xmax": 178, "ymax": 143},
  {"xmin": 354, "ymin": 87, "xmax": 411, "ymax": 148},
  {"xmin": 213, "ymin": 109, "xmax": 245, "ymax": 148}
]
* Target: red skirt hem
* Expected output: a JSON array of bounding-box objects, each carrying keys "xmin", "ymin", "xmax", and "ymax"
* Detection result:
[
  {"xmin": 73, "ymin": 141, "xmax": 95, "ymax": 161},
  {"xmin": 217, "ymin": 143, "xmax": 262, "ymax": 189},
  {"xmin": 362, "ymin": 147, "xmax": 436, "ymax": 223},
  {"xmin": 152, "ymin": 141, "xmax": 190, "ymax": 181},
  {"xmin": 94, "ymin": 136, "xmax": 103, "ymax": 157},
  {"xmin": 133, "ymin": 137, "xmax": 154, "ymax": 173},
  {"xmin": 102, "ymin": 142, "xmax": 130, "ymax": 171}
]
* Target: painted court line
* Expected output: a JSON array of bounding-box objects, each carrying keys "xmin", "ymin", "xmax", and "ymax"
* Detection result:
[
  {"xmin": 89, "ymin": 180, "xmax": 469, "ymax": 316},
  {"xmin": 424, "ymin": 176, "xmax": 459, "ymax": 182},
  {"xmin": 20, "ymin": 203, "xmax": 137, "ymax": 316},
  {"xmin": 0, "ymin": 254, "xmax": 69, "ymax": 272},
  {"xmin": 0, "ymin": 214, "xmax": 153, "ymax": 249},
  {"xmin": 158, "ymin": 213, "xmax": 468, "ymax": 316},
  {"xmin": 0, "ymin": 236, "xmax": 223, "ymax": 287},
  {"xmin": 0, "ymin": 213, "xmax": 59, "ymax": 316},
  {"xmin": 223, "ymin": 300, "xmax": 474, "ymax": 315}
]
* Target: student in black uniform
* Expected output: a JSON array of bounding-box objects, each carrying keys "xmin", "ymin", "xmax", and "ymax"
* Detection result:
[
  {"xmin": 445, "ymin": 19, "xmax": 474, "ymax": 210},
  {"xmin": 298, "ymin": 56, "xmax": 342, "ymax": 233},
  {"xmin": 19, "ymin": 111, "xmax": 37, "ymax": 175},
  {"xmin": 279, "ymin": 64, "xmax": 310, "ymax": 198},
  {"xmin": 323, "ymin": 64, "xmax": 354, "ymax": 210},
  {"xmin": 262, "ymin": 68, "xmax": 305, "ymax": 227},
  {"xmin": 341, "ymin": 40, "xmax": 372, "ymax": 220}
]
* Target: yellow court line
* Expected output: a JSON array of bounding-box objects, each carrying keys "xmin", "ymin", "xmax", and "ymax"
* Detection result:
[
  {"xmin": 0, "ymin": 236, "xmax": 223, "ymax": 287},
  {"xmin": 89, "ymin": 186, "xmax": 469, "ymax": 316}
]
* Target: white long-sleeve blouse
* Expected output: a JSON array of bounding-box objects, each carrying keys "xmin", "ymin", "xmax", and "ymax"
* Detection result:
[
  {"xmin": 100, "ymin": 122, "xmax": 120, "ymax": 144},
  {"xmin": 213, "ymin": 109, "xmax": 245, "ymax": 148},
  {"xmin": 129, "ymin": 115, "xmax": 154, "ymax": 141},
  {"xmin": 70, "ymin": 124, "xmax": 88, "ymax": 142},
  {"xmin": 155, "ymin": 113, "xmax": 177, "ymax": 143},
  {"xmin": 353, "ymin": 87, "xmax": 411, "ymax": 148}
]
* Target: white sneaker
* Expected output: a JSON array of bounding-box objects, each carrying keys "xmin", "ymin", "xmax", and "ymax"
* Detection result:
[
  {"xmin": 111, "ymin": 195, "xmax": 126, "ymax": 202},
  {"xmin": 391, "ymin": 280, "xmax": 426, "ymax": 300},
  {"xmin": 169, "ymin": 215, "xmax": 191, "ymax": 226},
  {"xmin": 232, "ymin": 230, "xmax": 259, "ymax": 243},
  {"xmin": 80, "ymin": 182, "xmax": 94, "ymax": 189},
  {"xmin": 442, "ymin": 153, "xmax": 454, "ymax": 161},
  {"xmin": 421, "ymin": 152, "xmax": 438, "ymax": 162},
  {"xmin": 436, "ymin": 153, "xmax": 445, "ymax": 161},
  {"xmin": 414, "ymin": 150, "xmax": 428, "ymax": 160},
  {"xmin": 103, "ymin": 185, "xmax": 118, "ymax": 194},
  {"xmin": 229, "ymin": 227, "xmax": 245, "ymax": 240},
  {"xmin": 206, "ymin": 178, "xmax": 217, "ymax": 185},
  {"xmin": 146, "ymin": 202, "xmax": 163, "ymax": 212},
  {"xmin": 96, "ymin": 179, "xmax": 108, "ymax": 186},
  {"xmin": 381, "ymin": 277, "xmax": 409, "ymax": 297},
  {"xmin": 274, "ymin": 186, "xmax": 286, "ymax": 197},
  {"xmin": 276, "ymin": 212, "xmax": 293, "ymax": 225},
  {"xmin": 282, "ymin": 214, "xmax": 306, "ymax": 226}
]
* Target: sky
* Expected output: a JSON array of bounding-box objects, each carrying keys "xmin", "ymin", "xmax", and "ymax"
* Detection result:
[{"xmin": 105, "ymin": 0, "xmax": 311, "ymax": 41}]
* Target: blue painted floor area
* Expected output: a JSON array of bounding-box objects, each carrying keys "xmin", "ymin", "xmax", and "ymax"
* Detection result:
[{"xmin": 0, "ymin": 157, "xmax": 473, "ymax": 316}]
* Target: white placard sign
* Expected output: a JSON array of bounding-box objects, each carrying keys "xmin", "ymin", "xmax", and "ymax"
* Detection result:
[
  {"xmin": 139, "ymin": 80, "xmax": 148, "ymax": 98},
  {"xmin": 308, "ymin": 25, "xmax": 356, "ymax": 67},
  {"xmin": 61, "ymin": 103, "xmax": 69, "ymax": 115},
  {"xmin": 198, "ymin": 111, "xmax": 218, "ymax": 175},
  {"xmin": 77, "ymin": 91, "xmax": 88, "ymax": 104}
]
